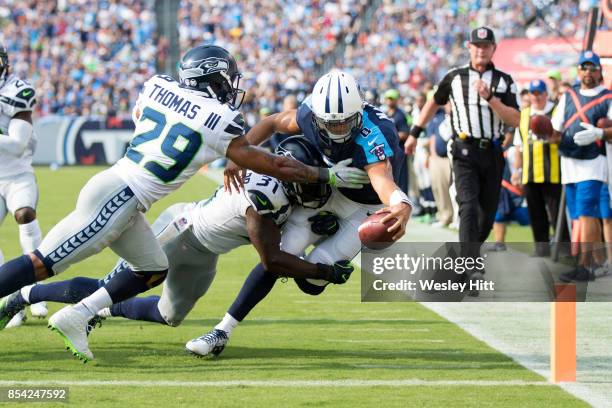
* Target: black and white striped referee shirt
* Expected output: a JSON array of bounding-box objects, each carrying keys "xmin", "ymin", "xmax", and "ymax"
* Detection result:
[{"xmin": 433, "ymin": 62, "xmax": 519, "ymax": 140}]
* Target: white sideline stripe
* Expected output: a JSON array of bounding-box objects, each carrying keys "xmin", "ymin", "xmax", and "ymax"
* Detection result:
[
  {"xmin": 0, "ymin": 380, "xmax": 552, "ymax": 388},
  {"xmin": 328, "ymin": 339, "xmax": 444, "ymax": 343}
]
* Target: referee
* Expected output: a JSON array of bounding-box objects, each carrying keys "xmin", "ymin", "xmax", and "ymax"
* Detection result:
[{"xmin": 405, "ymin": 27, "xmax": 520, "ymax": 282}]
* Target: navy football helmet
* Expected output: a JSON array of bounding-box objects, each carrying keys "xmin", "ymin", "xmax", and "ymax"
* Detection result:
[
  {"xmin": 178, "ymin": 44, "xmax": 244, "ymax": 108},
  {"xmin": 275, "ymin": 136, "xmax": 331, "ymax": 209}
]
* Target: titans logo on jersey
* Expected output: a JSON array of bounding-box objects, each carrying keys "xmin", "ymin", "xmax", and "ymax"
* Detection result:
[{"xmin": 296, "ymin": 98, "xmax": 403, "ymax": 204}]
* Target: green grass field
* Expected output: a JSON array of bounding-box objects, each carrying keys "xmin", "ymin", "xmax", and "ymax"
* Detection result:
[{"xmin": 0, "ymin": 166, "xmax": 587, "ymax": 407}]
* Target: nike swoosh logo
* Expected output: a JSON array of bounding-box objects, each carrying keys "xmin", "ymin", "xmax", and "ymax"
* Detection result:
[
  {"xmin": 256, "ymin": 196, "xmax": 268, "ymax": 206},
  {"xmin": 23, "ymin": 90, "xmax": 32, "ymax": 96},
  {"xmin": 367, "ymin": 138, "xmax": 378, "ymax": 146}
]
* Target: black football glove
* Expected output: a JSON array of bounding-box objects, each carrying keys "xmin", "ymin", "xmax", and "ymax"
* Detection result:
[
  {"xmin": 318, "ymin": 260, "xmax": 354, "ymax": 284},
  {"xmin": 308, "ymin": 211, "xmax": 340, "ymax": 236}
]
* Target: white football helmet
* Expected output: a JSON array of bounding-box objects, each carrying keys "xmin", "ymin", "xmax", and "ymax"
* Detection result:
[{"xmin": 310, "ymin": 70, "xmax": 363, "ymax": 144}]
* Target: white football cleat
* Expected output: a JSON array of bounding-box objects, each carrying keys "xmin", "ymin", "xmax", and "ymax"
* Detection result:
[
  {"xmin": 48, "ymin": 306, "xmax": 94, "ymax": 362},
  {"xmin": 186, "ymin": 329, "xmax": 229, "ymax": 357},
  {"xmin": 30, "ymin": 301, "xmax": 48, "ymax": 318},
  {"xmin": 5, "ymin": 309, "xmax": 26, "ymax": 329}
]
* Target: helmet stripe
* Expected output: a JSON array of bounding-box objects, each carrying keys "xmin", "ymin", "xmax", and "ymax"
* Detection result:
[
  {"xmin": 337, "ymin": 75, "xmax": 343, "ymax": 113},
  {"xmin": 324, "ymin": 76, "xmax": 331, "ymax": 113}
]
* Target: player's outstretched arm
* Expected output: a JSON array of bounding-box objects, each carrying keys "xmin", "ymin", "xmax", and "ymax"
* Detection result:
[
  {"xmin": 245, "ymin": 208, "xmax": 352, "ymax": 283},
  {"xmin": 223, "ymin": 110, "xmax": 301, "ymax": 192},
  {"xmin": 226, "ymin": 136, "xmax": 328, "ymax": 185},
  {"xmin": 366, "ymin": 160, "xmax": 412, "ymax": 241},
  {"xmin": 245, "ymin": 109, "xmax": 300, "ymax": 144}
]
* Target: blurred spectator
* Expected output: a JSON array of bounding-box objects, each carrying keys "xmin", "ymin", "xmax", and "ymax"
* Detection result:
[
  {"xmin": 512, "ymin": 79, "xmax": 561, "ymax": 257},
  {"xmin": 546, "ymin": 69, "xmax": 562, "ymax": 104},
  {"xmin": 519, "ymin": 89, "xmax": 531, "ymax": 109},
  {"xmin": 383, "ymin": 89, "xmax": 409, "ymax": 192},
  {"xmin": 407, "ymin": 92, "xmax": 427, "ymax": 207},
  {"xmin": 427, "ymin": 104, "xmax": 453, "ymax": 227},
  {"xmin": 552, "ymin": 51, "xmax": 611, "ymax": 282},
  {"xmin": 489, "ymin": 146, "xmax": 530, "ymax": 252},
  {"xmin": 0, "ymin": 0, "xmax": 158, "ymax": 118}
]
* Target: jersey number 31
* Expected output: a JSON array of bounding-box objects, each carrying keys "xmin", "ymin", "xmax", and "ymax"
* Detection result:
[{"xmin": 126, "ymin": 107, "xmax": 202, "ymax": 182}]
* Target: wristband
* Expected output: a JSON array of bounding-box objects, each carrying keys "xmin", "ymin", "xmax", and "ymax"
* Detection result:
[
  {"xmin": 390, "ymin": 189, "xmax": 413, "ymax": 207},
  {"xmin": 409, "ymin": 125, "xmax": 424, "ymax": 139},
  {"xmin": 317, "ymin": 167, "xmax": 330, "ymax": 184},
  {"xmin": 485, "ymin": 93, "xmax": 493, "ymax": 102},
  {"xmin": 316, "ymin": 263, "xmax": 333, "ymax": 280}
]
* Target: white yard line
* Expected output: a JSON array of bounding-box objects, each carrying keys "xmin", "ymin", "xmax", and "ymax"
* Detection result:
[{"xmin": 0, "ymin": 380, "xmax": 552, "ymax": 387}]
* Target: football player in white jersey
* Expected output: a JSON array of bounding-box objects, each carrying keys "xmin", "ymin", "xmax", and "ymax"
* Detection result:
[
  {"xmin": 0, "ymin": 45, "xmax": 46, "ymax": 327},
  {"xmin": 0, "ymin": 138, "xmax": 353, "ymax": 342},
  {"xmin": 0, "ymin": 45, "xmax": 368, "ymax": 361}
]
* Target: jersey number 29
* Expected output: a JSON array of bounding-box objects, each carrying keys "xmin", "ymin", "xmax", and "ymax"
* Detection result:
[{"xmin": 126, "ymin": 107, "xmax": 202, "ymax": 182}]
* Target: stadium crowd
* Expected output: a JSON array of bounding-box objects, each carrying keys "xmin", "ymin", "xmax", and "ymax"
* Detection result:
[
  {"xmin": 0, "ymin": 0, "xmax": 589, "ymax": 123},
  {"xmin": 0, "ymin": 0, "xmax": 158, "ymax": 118},
  {"xmin": 0, "ymin": 0, "xmax": 606, "ymax": 260}
]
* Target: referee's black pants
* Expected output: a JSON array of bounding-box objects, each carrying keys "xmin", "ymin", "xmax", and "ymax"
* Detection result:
[
  {"xmin": 523, "ymin": 182, "xmax": 563, "ymax": 247},
  {"xmin": 451, "ymin": 140, "xmax": 504, "ymax": 267}
]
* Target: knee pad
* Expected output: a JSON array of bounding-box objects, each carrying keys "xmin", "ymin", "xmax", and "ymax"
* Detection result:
[
  {"xmin": 161, "ymin": 309, "xmax": 186, "ymax": 327},
  {"xmin": 294, "ymin": 278, "xmax": 326, "ymax": 296},
  {"xmin": 134, "ymin": 269, "xmax": 168, "ymax": 289},
  {"xmin": 14, "ymin": 207, "xmax": 36, "ymax": 224}
]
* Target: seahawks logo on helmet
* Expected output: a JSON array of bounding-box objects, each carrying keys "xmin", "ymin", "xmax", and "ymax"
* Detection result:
[
  {"xmin": 180, "ymin": 57, "xmax": 230, "ymax": 79},
  {"xmin": 178, "ymin": 45, "xmax": 245, "ymax": 107}
]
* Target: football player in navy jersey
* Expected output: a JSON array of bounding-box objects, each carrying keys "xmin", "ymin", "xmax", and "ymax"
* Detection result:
[{"xmin": 186, "ymin": 70, "xmax": 412, "ymax": 357}]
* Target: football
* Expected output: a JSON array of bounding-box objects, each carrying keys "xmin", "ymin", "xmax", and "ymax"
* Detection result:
[
  {"xmin": 529, "ymin": 114, "xmax": 553, "ymax": 139},
  {"xmin": 358, "ymin": 211, "xmax": 398, "ymax": 250},
  {"xmin": 597, "ymin": 117, "xmax": 612, "ymax": 129}
]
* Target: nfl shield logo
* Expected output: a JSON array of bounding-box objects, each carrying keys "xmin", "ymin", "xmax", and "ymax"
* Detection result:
[
  {"xmin": 477, "ymin": 28, "xmax": 487, "ymax": 39},
  {"xmin": 584, "ymin": 51, "xmax": 593, "ymax": 58}
]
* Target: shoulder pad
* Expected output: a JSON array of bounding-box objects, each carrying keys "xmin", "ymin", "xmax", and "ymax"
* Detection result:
[
  {"xmin": 221, "ymin": 111, "xmax": 245, "ymax": 136},
  {"xmin": 243, "ymin": 171, "xmax": 289, "ymax": 216},
  {"xmin": 247, "ymin": 189, "xmax": 276, "ymax": 213},
  {"xmin": 141, "ymin": 74, "xmax": 176, "ymax": 93},
  {"xmin": 0, "ymin": 77, "xmax": 36, "ymax": 112},
  {"xmin": 152, "ymin": 74, "xmax": 177, "ymax": 84},
  {"xmin": 302, "ymin": 94, "xmax": 313, "ymax": 108},
  {"xmin": 296, "ymin": 100, "xmax": 314, "ymax": 131}
]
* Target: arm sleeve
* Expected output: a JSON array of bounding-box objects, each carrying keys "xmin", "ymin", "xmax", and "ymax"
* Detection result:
[
  {"xmin": 0, "ymin": 118, "xmax": 32, "ymax": 156},
  {"xmin": 433, "ymin": 71, "xmax": 454, "ymax": 105},
  {"xmin": 499, "ymin": 76, "xmax": 520, "ymax": 110},
  {"xmin": 551, "ymin": 94, "xmax": 566, "ymax": 132},
  {"xmin": 356, "ymin": 126, "xmax": 395, "ymax": 165},
  {"xmin": 213, "ymin": 110, "xmax": 246, "ymax": 156}
]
